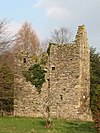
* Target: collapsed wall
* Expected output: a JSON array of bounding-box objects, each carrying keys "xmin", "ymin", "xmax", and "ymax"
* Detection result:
[{"xmin": 14, "ymin": 51, "xmax": 48, "ymax": 117}]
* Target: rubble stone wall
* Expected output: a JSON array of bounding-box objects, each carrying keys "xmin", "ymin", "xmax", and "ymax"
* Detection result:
[{"xmin": 14, "ymin": 25, "xmax": 92, "ymax": 121}]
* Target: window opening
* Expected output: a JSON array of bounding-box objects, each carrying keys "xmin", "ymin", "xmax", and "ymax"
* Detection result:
[
  {"xmin": 23, "ymin": 58, "xmax": 26, "ymax": 63},
  {"xmin": 52, "ymin": 67, "xmax": 55, "ymax": 70},
  {"xmin": 60, "ymin": 95, "xmax": 63, "ymax": 100}
]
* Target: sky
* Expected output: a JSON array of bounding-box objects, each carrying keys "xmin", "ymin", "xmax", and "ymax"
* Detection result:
[{"xmin": 0, "ymin": 0, "xmax": 100, "ymax": 51}]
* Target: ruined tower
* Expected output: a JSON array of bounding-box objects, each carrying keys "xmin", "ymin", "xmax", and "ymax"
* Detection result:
[{"xmin": 14, "ymin": 25, "xmax": 92, "ymax": 121}]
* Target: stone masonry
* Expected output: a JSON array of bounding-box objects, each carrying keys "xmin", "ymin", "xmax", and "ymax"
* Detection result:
[{"xmin": 14, "ymin": 25, "xmax": 92, "ymax": 121}]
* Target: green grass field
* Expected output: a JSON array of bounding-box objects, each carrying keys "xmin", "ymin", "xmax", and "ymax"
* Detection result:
[{"xmin": 0, "ymin": 117, "xmax": 98, "ymax": 133}]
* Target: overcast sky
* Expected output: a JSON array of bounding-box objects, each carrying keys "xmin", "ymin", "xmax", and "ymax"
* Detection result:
[{"xmin": 0, "ymin": 0, "xmax": 100, "ymax": 51}]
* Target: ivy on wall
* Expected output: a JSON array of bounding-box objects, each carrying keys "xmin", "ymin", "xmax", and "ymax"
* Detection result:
[{"xmin": 23, "ymin": 64, "xmax": 46, "ymax": 93}]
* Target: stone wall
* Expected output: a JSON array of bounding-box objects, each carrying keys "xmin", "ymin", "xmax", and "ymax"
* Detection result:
[
  {"xmin": 14, "ymin": 25, "xmax": 92, "ymax": 121},
  {"xmin": 49, "ymin": 44, "xmax": 80, "ymax": 119}
]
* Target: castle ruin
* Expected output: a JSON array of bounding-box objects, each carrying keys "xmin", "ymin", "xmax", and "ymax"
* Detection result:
[{"xmin": 14, "ymin": 25, "xmax": 92, "ymax": 121}]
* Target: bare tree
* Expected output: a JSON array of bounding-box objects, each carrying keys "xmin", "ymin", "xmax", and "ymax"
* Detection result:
[
  {"xmin": 49, "ymin": 27, "xmax": 73, "ymax": 44},
  {"xmin": 43, "ymin": 27, "xmax": 73, "ymax": 128},
  {"xmin": 14, "ymin": 22, "xmax": 40, "ymax": 55},
  {"xmin": 0, "ymin": 19, "xmax": 14, "ymax": 54}
]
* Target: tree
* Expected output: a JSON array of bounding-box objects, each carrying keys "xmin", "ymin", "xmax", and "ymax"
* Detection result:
[
  {"xmin": 14, "ymin": 22, "xmax": 40, "ymax": 55},
  {"xmin": 49, "ymin": 27, "xmax": 73, "ymax": 44},
  {"xmin": 0, "ymin": 58, "xmax": 14, "ymax": 115},
  {"xmin": 0, "ymin": 19, "xmax": 14, "ymax": 54},
  {"xmin": 90, "ymin": 47, "xmax": 100, "ymax": 132}
]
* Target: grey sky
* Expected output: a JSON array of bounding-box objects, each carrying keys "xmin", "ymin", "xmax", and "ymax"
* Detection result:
[{"xmin": 0, "ymin": 0, "xmax": 100, "ymax": 51}]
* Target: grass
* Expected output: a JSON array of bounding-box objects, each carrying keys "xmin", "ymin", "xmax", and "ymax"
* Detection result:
[{"xmin": 0, "ymin": 117, "xmax": 98, "ymax": 133}]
